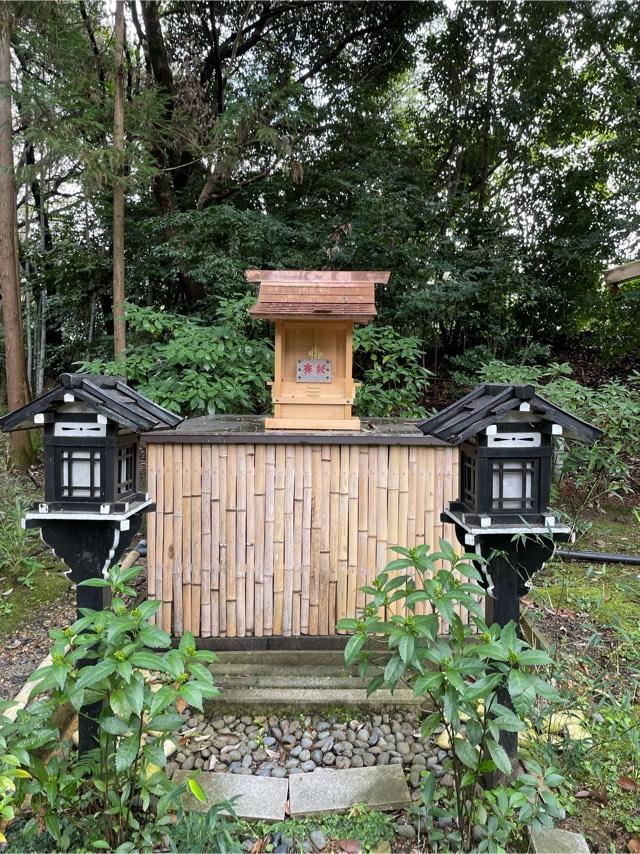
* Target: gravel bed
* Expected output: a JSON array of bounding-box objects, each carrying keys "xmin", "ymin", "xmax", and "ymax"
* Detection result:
[
  {"xmin": 0, "ymin": 587, "xmax": 76, "ymax": 701},
  {"xmin": 169, "ymin": 709, "xmax": 454, "ymax": 804}
]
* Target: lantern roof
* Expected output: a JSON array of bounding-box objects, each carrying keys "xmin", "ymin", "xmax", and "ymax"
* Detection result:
[
  {"xmin": 0, "ymin": 373, "xmax": 183, "ymax": 433},
  {"xmin": 417, "ymin": 383, "xmax": 603, "ymax": 445},
  {"xmin": 246, "ymin": 269, "xmax": 390, "ymax": 323}
]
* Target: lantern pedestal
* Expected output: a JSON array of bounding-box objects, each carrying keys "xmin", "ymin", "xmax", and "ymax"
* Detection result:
[
  {"xmin": 444, "ymin": 507, "xmax": 571, "ymax": 781},
  {"xmin": 30, "ymin": 506, "xmax": 150, "ymax": 754}
]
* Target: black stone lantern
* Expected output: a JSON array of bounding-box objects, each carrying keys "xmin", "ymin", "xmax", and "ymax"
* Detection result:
[
  {"xmin": 0, "ymin": 373, "xmax": 182, "ymax": 752},
  {"xmin": 418, "ymin": 383, "xmax": 602, "ymax": 770}
]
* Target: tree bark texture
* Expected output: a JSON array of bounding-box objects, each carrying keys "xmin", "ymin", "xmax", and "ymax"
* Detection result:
[
  {"xmin": 113, "ymin": 0, "xmax": 126, "ymax": 362},
  {"xmin": 0, "ymin": 1, "xmax": 33, "ymax": 470}
]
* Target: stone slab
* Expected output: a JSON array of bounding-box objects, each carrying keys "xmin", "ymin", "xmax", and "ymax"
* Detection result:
[
  {"xmin": 530, "ymin": 827, "xmax": 591, "ymax": 854},
  {"xmin": 173, "ymin": 770, "xmax": 288, "ymax": 821},
  {"xmin": 288, "ymin": 765, "xmax": 412, "ymax": 817}
]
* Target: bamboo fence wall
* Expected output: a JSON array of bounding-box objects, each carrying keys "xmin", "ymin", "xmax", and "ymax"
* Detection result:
[{"xmin": 146, "ymin": 441, "xmax": 464, "ymax": 638}]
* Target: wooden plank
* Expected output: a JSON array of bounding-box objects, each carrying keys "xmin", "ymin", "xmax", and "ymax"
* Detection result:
[
  {"xmin": 153, "ymin": 445, "xmax": 164, "ymax": 626},
  {"xmin": 604, "ymin": 258, "xmax": 640, "ymax": 286},
  {"xmin": 398, "ymin": 447, "xmax": 410, "ymax": 597},
  {"xmin": 247, "ymin": 269, "xmax": 390, "ymax": 284},
  {"xmin": 161, "ymin": 444, "xmax": 173, "ymax": 631}
]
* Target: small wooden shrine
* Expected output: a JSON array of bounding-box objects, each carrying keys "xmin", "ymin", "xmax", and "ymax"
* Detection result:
[{"xmin": 247, "ymin": 269, "xmax": 390, "ymax": 430}]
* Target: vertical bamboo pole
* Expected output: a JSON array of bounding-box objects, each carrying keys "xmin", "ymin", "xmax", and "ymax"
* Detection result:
[
  {"xmin": 283, "ymin": 445, "xmax": 295, "ymax": 636},
  {"xmin": 225, "ymin": 445, "xmax": 237, "ymax": 637},
  {"xmin": 386, "ymin": 446, "xmax": 400, "ymax": 616},
  {"xmin": 217, "ymin": 445, "xmax": 227, "ymax": 636},
  {"xmin": 367, "ymin": 446, "xmax": 378, "ymax": 595},
  {"xmin": 201, "ymin": 445, "xmax": 212, "ymax": 637},
  {"xmin": 301, "ymin": 446, "xmax": 312, "ymax": 633},
  {"xmin": 210, "ymin": 446, "xmax": 220, "ymax": 637},
  {"xmin": 263, "ymin": 445, "xmax": 275, "ymax": 635},
  {"xmin": 356, "ymin": 447, "xmax": 368, "ymax": 611},
  {"xmin": 146, "ymin": 444, "xmax": 157, "ymax": 624},
  {"xmin": 320, "ymin": 445, "xmax": 331, "ymax": 635},
  {"xmin": 346, "ymin": 445, "xmax": 359, "ymax": 620},
  {"xmin": 329, "ymin": 446, "xmax": 340, "ymax": 632},
  {"xmin": 153, "ymin": 445, "xmax": 164, "ymax": 626},
  {"xmin": 293, "ymin": 446, "xmax": 304, "ymax": 635},
  {"xmin": 182, "ymin": 444, "xmax": 192, "ymax": 634},
  {"xmin": 376, "ymin": 446, "xmax": 388, "ymax": 618},
  {"xmin": 398, "ymin": 447, "xmax": 410, "ymax": 605},
  {"xmin": 336, "ymin": 445, "xmax": 349, "ymax": 623},
  {"xmin": 309, "ymin": 446, "xmax": 322, "ymax": 635},
  {"xmin": 161, "ymin": 445, "xmax": 173, "ymax": 631},
  {"xmin": 407, "ymin": 446, "xmax": 417, "ymax": 548},
  {"xmin": 236, "ymin": 445, "xmax": 247, "ymax": 637},
  {"xmin": 254, "ymin": 444, "xmax": 266, "ymax": 637},
  {"xmin": 273, "ymin": 445, "xmax": 286, "ymax": 635},
  {"xmin": 246, "ymin": 445, "xmax": 255, "ymax": 636},
  {"xmin": 172, "ymin": 444, "xmax": 183, "ymax": 636},
  {"xmin": 191, "ymin": 444, "xmax": 202, "ymax": 637}
]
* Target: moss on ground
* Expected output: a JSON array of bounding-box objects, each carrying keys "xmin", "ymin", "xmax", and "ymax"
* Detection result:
[
  {"xmin": 531, "ymin": 502, "xmax": 640, "ymax": 649},
  {"xmin": 0, "ymin": 555, "xmax": 70, "ymax": 642}
]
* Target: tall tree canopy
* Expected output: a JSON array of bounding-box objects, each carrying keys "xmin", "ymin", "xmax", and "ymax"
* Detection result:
[{"xmin": 1, "ymin": 0, "xmax": 639, "ymax": 418}]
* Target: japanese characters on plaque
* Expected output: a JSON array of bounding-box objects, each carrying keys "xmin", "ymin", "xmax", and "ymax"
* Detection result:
[{"xmin": 296, "ymin": 358, "xmax": 332, "ymax": 383}]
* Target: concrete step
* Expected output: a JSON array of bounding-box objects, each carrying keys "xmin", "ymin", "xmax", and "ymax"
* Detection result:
[
  {"xmin": 210, "ymin": 663, "xmax": 355, "ymax": 677},
  {"xmin": 210, "ymin": 650, "xmax": 349, "ymax": 667},
  {"xmin": 214, "ymin": 675, "xmax": 365, "ymax": 690},
  {"xmin": 204, "ymin": 686, "xmax": 419, "ymax": 712}
]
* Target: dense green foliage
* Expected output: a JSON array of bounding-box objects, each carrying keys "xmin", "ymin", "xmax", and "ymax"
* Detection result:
[
  {"xmin": 338, "ymin": 542, "xmax": 567, "ymax": 853},
  {"xmin": 453, "ymin": 359, "xmax": 640, "ymax": 500},
  {"xmin": 2, "ymin": 0, "xmax": 639, "ymax": 410},
  {"xmin": 0, "ymin": 565, "xmax": 217, "ymax": 852}
]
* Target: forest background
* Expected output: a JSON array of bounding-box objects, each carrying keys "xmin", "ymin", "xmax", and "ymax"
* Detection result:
[{"xmin": 1, "ymin": 0, "xmax": 639, "ymax": 470}]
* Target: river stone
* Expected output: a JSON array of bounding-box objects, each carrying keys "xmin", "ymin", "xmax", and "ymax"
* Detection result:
[{"xmin": 309, "ymin": 830, "xmax": 328, "ymax": 851}]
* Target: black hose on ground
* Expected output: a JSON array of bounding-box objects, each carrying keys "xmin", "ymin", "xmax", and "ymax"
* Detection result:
[{"xmin": 556, "ymin": 549, "xmax": 640, "ymax": 566}]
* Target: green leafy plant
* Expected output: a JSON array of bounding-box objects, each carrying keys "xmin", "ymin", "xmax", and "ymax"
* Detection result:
[
  {"xmin": 76, "ymin": 297, "xmax": 273, "ymax": 417},
  {"xmin": 453, "ymin": 359, "xmax": 640, "ymax": 501},
  {"xmin": 1, "ymin": 563, "xmax": 219, "ymax": 851},
  {"xmin": 338, "ymin": 542, "xmax": 566, "ymax": 852},
  {"xmin": 0, "ymin": 487, "xmax": 45, "ymax": 590},
  {"xmin": 353, "ymin": 325, "xmax": 432, "ymax": 418},
  {"xmin": 167, "ymin": 800, "xmax": 240, "ymax": 853}
]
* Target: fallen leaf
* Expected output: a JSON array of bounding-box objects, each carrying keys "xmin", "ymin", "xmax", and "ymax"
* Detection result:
[
  {"xmin": 618, "ymin": 776, "xmax": 638, "ymax": 792},
  {"xmin": 208, "ymin": 755, "xmax": 217, "ymax": 770},
  {"xmin": 575, "ymin": 790, "xmax": 591, "ymax": 798},
  {"xmin": 175, "ymin": 697, "xmax": 187, "ymax": 714},
  {"xmin": 627, "ymin": 837, "xmax": 640, "ymax": 853},
  {"xmin": 339, "ymin": 840, "xmax": 360, "ymax": 853}
]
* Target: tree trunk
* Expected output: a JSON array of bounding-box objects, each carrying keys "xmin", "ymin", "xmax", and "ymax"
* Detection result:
[
  {"xmin": 112, "ymin": 0, "xmax": 126, "ymax": 363},
  {"xmin": 0, "ymin": 2, "xmax": 34, "ymax": 470}
]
